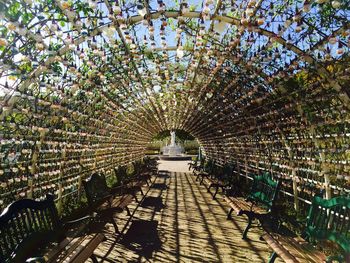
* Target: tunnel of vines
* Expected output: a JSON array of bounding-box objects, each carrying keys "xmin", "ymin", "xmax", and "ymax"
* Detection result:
[{"xmin": 0, "ymin": 0, "xmax": 349, "ymax": 235}]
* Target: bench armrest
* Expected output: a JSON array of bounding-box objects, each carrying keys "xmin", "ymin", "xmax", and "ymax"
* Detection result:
[
  {"xmin": 26, "ymin": 257, "xmax": 45, "ymax": 263},
  {"xmin": 110, "ymin": 185, "xmax": 124, "ymax": 196},
  {"xmin": 224, "ymin": 186, "xmax": 241, "ymax": 197},
  {"xmin": 64, "ymin": 214, "xmax": 96, "ymax": 229}
]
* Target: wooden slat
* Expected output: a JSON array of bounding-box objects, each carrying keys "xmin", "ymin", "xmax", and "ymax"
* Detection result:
[
  {"xmin": 287, "ymin": 236, "xmax": 326, "ymax": 263},
  {"xmin": 45, "ymin": 237, "xmax": 72, "ymax": 262},
  {"xmin": 203, "ymin": 177, "xmax": 213, "ymax": 187},
  {"xmin": 65, "ymin": 233, "xmax": 105, "ymax": 263},
  {"xmin": 46, "ymin": 232, "xmax": 104, "ymax": 263},
  {"xmin": 262, "ymin": 232, "xmax": 328, "ymax": 263},
  {"xmin": 114, "ymin": 194, "xmax": 134, "ymax": 209},
  {"xmin": 262, "ymin": 232, "xmax": 297, "ymax": 263},
  {"xmin": 225, "ymin": 196, "xmax": 266, "ymax": 215}
]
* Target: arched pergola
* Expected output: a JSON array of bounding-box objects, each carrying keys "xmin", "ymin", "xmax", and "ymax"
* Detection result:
[{"xmin": 0, "ymin": 0, "xmax": 349, "ymax": 211}]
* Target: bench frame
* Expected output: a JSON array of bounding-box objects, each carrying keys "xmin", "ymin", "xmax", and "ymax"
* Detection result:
[
  {"xmin": 200, "ymin": 163, "xmax": 235, "ymax": 199},
  {"xmin": 0, "ymin": 194, "xmax": 104, "ymax": 263},
  {"xmin": 83, "ymin": 172, "xmax": 135, "ymax": 233},
  {"xmin": 195, "ymin": 159, "xmax": 215, "ymax": 182},
  {"xmin": 226, "ymin": 172, "xmax": 280, "ymax": 239},
  {"xmin": 114, "ymin": 165, "xmax": 147, "ymax": 199},
  {"xmin": 264, "ymin": 195, "xmax": 350, "ymax": 263},
  {"xmin": 189, "ymin": 156, "xmax": 204, "ymax": 172},
  {"xmin": 132, "ymin": 160, "xmax": 153, "ymax": 186}
]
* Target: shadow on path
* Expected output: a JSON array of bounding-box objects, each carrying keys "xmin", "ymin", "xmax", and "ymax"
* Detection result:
[
  {"xmin": 120, "ymin": 220, "xmax": 161, "ymax": 260},
  {"xmin": 92, "ymin": 163, "xmax": 274, "ymax": 262}
]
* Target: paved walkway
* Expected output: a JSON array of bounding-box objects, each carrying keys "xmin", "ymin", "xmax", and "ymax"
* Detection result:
[{"xmin": 91, "ymin": 161, "xmax": 274, "ymax": 262}]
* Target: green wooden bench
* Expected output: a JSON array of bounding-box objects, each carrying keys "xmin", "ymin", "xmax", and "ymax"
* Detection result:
[
  {"xmin": 142, "ymin": 156, "xmax": 159, "ymax": 175},
  {"xmin": 201, "ymin": 163, "xmax": 234, "ymax": 199},
  {"xmin": 83, "ymin": 173, "xmax": 135, "ymax": 234},
  {"xmin": 195, "ymin": 158, "xmax": 215, "ymax": 182},
  {"xmin": 114, "ymin": 165, "xmax": 145, "ymax": 201},
  {"xmin": 132, "ymin": 160, "xmax": 153, "ymax": 186},
  {"xmin": 0, "ymin": 194, "xmax": 105, "ymax": 263},
  {"xmin": 224, "ymin": 172, "xmax": 280, "ymax": 239},
  {"xmin": 188, "ymin": 155, "xmax": 203, "ymax": 172},
  {"xmin": 262, "ymin": 196, "xmax": 350, "ymax": 263},
  {"xmin": 189, "ymin": 156, "xmax": 206, "ymax": 175}
]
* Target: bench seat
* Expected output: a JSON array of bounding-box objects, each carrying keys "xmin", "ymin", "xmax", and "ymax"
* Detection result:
[
  {"xmin": 224, "ymin": 196, "xmax": 268, "ymax": 216},
  {"xmin": 262, "ymin": 196, "xmax": 350, "ymax": 262},
  {"xmin": 197, "ymin": 162, "xmax": 235, "ymax": 199},
  {"xmin": 83, "ymin": 173, "xmax": 136, "ymax": 233},
  {"xmin": 0, "ymin": 195, "xmax": 105, "ymax": 263},
  {"xmin": 224, "ymin": 172, "xmax": 279, "ymax": 239},
  {"xmin": 113, "ymin": 194, "xmax": 135, "ymax": 210},
  {"xmin": 262, "ymin": 232, "xmax": 327, "ymax": 263},
  {"xmin": 44, "ymin": 233, "xmax": 105, "ymax": 263},
  {"xmin": 202, "ymin": 177, "xmax": 225, "ymax": 199}
]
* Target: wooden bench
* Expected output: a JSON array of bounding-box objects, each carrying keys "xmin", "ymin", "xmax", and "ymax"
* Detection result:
[
  {"xmin": 188, "ymin": 156, "xmax": 204, "ymax": 172},
  {"xmin": 83, "ymin": 173, "xmax": 135, "ymax": 234},
  {"xmin": 142, "ymin": 156, "xmax": 158, "ymax": 176},
  {"xmin": 225, "ymin": 172, "xmax": 279, "ymax": 239},
  {"xmin": 201, "ymin": 163, "xmax": 234, "ymax": 199},
  {"xmin": 262, "ymin": 196, "xmax": 350, "ymax": 263},
  {"xmin": 0, "ymin": 194, "xmax": 105, "ymax": 263},
  {"xmin": 114, "ymin": 165, "xmax": 145, "ymax": 202},
  {"xmin": 132, "ymin": 160, "xmax": 153, "ymax": 186},
  {"xmin": 195, "ymin": 159, "xmax": 215, "ymax": 182}
]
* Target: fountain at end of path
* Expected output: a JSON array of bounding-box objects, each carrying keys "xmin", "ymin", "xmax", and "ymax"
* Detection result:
[{"xmin": 159, "ymin": 131, "xmax": 192, "ymax": 160}]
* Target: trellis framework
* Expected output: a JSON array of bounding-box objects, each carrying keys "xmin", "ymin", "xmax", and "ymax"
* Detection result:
[{"xmin": 0, "ymin": 0, "xmax": 349, "ymax": 211}]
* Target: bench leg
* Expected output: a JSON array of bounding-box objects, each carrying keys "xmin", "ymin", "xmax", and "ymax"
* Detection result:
[
  {"xmin": 212, "ymin": 186, "xmax": 219, "ymax": 200},
  {"xmin": 242, "ymin": 215, "xmax": 253, "ymax": 240},
  {"xmin": 195, "ymin": 173, "xmax": 200, "ymax": 181},
  {"xmin": 220, "ymin": 186, "xmax": 225, "ymax": 195},
  {"xmin": 268, "ymin": 252, "xmax": 277, "ymax": 263},
  {"xmin": 110, "ymin": 217, "xmax": 119, "ymax": 233},
  {"xmin": 133, "ymin": 193, "xmax": 138, "ymax": 202},
  {"xmin": 125, "ymin": 206, "xmax": 132, "ymax": 216},
  {"xmin": 200, "ymin": 176, "xmax": 205, "ymax": 185},
  {"xmin": 90, "ymin": 254, "xmax": 99, "ymax": 263},
  {"xmin": 227, "ymin": 208, "xmax": 233, "ymax": 220}
]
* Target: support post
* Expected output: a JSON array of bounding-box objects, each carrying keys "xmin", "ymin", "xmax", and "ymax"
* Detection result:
[
  {"xmin": 245, "ymin": 156, "xmax": 249, "ymax": 184},
  {"xmin": 57, "ymin": 144, "xmax": 67, "ymax": 215},
  {"xmin": 27, "ymin": 178, "xmax": 33, "ymax": 199},
  {"xmin": 28, "ymin": 131, "xmax": 45, "ymax": 199},
  {"xmin": 292, "ymin": 168, "xmax": 299, "ymax": 212}
]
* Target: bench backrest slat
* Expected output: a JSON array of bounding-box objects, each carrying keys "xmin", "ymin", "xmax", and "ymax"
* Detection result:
[
  {"xmin": 204, "ymin": 159, "xmax": 215, "ymax": 174},
  {"xmin": 114, "ymin": 166, "xmax": 128, "ymax": 185},
  {"xmin": 0, "ymin": 195, "xmax": 62, "ymax": 262},
  {"xmin": 223, "ymin": 163, "xmax": 234, "ymax": 176},
  {"xmin": 133, "ymin": 160, "xmax": 144, "ymax": 175},
  {"xmin": 29, "ymin": 208, "xmax": 39, "ymax": 232},
  {"xmin": 306, "ymin": 196, "xmax": 350, "ymax": 254},
  {"xmin": 83, "ymin": 173, "xmax": 110, "ymax": 206},
  {"xmin": 19, "ymin": 211, "xmax": 30, "ymax": 234},
  {"xmin": 215, "ymin": 163, "xmax": 234, "ymax": 182},
  {"xmin": 248, "ymin": 172, "xmax": 279, "ymax": 210}
]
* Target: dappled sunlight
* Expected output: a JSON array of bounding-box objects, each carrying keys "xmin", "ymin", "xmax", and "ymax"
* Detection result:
[{"xmin": 89, "ymin": 162, "xmax": 274, "ymax": 262}]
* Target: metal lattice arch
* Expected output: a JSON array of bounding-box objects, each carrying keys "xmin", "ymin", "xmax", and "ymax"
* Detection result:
[{"xmin": 0, "ymin": 0, "xmax": 349, "ymax": 209}]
